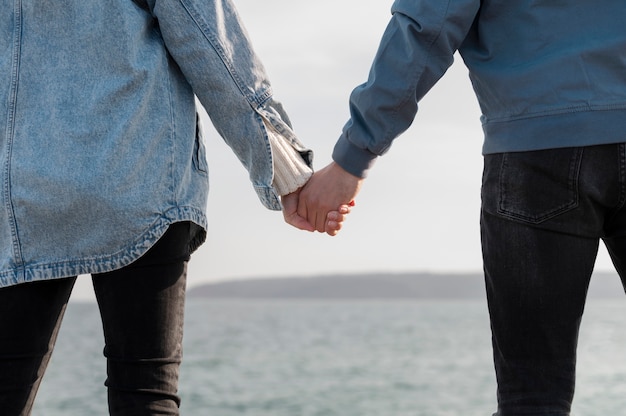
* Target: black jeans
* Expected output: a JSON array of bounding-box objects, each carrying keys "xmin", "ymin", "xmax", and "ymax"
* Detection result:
[
  {"xmin": 481, "ymin": 144, "xmax": 626, "ymax": 415},
  {"xmin": 0, "ymin": 222, "xmax": 195, "ymax": 415}
]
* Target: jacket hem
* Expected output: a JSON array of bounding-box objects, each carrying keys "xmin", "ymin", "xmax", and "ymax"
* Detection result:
[
  {"xmin": 0, "ymin": 207, "xmax": 207, "ymax": 288},
  {"xmin": 482, "ymin": 108, "xmax": 626, "ymax": 154}
]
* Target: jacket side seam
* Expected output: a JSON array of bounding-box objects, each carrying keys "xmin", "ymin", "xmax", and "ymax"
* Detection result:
[{"xmin": 3, "ymin": 0, "xmax": 24, "ymax": 271}]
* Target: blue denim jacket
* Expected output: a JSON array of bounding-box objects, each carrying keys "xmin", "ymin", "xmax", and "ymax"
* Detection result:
[
  {"xmin": 333, "ymin": 0, "xmax": 626, "ymax": 178},
  {"xmin": 0, "ymin": 0, "xmax": 311, "ymax": 286}
]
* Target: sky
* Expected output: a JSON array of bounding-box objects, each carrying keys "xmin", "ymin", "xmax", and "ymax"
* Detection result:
[{"xmin": 72, "ymin": 0, "xmax": 615, "ymax": 300}]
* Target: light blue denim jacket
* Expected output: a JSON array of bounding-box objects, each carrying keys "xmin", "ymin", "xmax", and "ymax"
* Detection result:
[
  {"xmin": 0, "ymin": 0, "xmax": 311, "ymax": 287},
  {"xmin": 333, "ymin": 0, "xmax": 626, "ymax": 178}
]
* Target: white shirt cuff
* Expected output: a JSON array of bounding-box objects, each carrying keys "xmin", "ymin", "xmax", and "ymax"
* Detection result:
[{"xmin": 264, "ymin": 120, "xmax": 313, "ymax": 196}]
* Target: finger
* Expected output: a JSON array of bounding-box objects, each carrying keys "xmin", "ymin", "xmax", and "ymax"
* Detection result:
[
  {"xmin": 326, "ymin": 219, "xmax": 341, "ymax": 230},
  {"xmin": 325, "ymin": 209, "xmax": 346, "ymax": 235},
  {"xmin": 285, "ymin": 213, "xmax": 314, "ymax": 231},
  {"xmin": 326, "ymin": 220, "xmax": 343, "ymax": 232},
  {"xmin": 314, "ymin": 212, "xmax": 326, "ymax": 234},
  {"xmin": 281, "ymin": 191, "xmax": 314, "ymax": 231},
  {"xmin": 296, "ymin": 192, "xmax": 312, "ymax": 229},
  {"xmin": 296, "ymin": 199, "xmax": 308, "ymax": 222},
  {"xmin": 325, "ymin": 219, "xmax": 344, "ymax": 236},
  {"xmin": 337, "ymin": 205, "xmax": 351, "ymax": 215},
  {"xmin": 326, "ymin": 211, "xmax": 346, "ymax": 223}
]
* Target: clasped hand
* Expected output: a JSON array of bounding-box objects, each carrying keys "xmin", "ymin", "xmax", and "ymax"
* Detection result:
[{"xmin": 282, "ymin": 162, "xmax": 363, "ymax": 236}]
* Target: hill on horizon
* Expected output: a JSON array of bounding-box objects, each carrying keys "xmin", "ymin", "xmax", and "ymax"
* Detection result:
[{"xmin": 187, "ymin": 271, "xmax": 626, "ymax": 300}]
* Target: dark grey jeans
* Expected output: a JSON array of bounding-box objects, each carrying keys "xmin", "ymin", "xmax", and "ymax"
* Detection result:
[
  {"xmin": 481, "ymin": 143, "xmax": 626, "ymax": 415},
  {"xmin": 0, "ymin": 222, "xmax": 196, "ymax": 415}
]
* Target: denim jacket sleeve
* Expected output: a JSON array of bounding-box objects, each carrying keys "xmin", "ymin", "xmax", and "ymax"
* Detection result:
[
  {"xmin": 332, "ymin": 0, "xmax": 479, "ymax": 178},
  {"xmin": 141, "ymin": 0, "xmax": 312, "ymax": 210}
]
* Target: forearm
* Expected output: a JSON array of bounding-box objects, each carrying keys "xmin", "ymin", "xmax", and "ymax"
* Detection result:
[
  {"xmin": 150, "ymin": 0, "xmax": 313, "ymax": 209},
  {"xmin": 334, "ymin": 0, "xmax": 479, "ymax": 177}
]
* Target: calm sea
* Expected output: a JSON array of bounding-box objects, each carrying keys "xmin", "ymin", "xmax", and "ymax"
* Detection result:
[{"xmin": 32, "ymin": 299, "xmax": 626, "ymax": 415}]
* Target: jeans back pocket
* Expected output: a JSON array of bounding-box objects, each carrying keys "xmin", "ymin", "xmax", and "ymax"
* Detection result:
[{"xmin": 495, "ymin": 147, "xmax": 583, "ymax": 224}]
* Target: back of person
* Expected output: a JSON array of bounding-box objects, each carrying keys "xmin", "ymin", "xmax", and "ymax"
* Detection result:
[
  {"xmin": 327, "ymin": 0, "xmax": 626, "ymax": 181},
  {"xmin": 0, "ymin": 1, "xmax": 208, "ymax": 285},
  {"xmin": 0, "ymin": 1, "xmax": 322, "ymax": 414},
  {"xmin": 457, "ymin": 0, "xmax": 626, "ymax": 154},
  {"xmin": 294, "ymin": 1, "xmax": 626, "ymax": 415}
]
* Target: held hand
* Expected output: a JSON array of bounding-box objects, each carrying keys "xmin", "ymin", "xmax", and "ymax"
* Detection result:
[
  {"xmin": 298, "ymin": 162, "xmax": 363, "ymax": 233},
  {"xmin": 281, "ymin": 189, "xmax": 314, "ymax": 232},
  {"xmin": 282, "ymin": 188, "xmax": 352, "ymax": 236}
]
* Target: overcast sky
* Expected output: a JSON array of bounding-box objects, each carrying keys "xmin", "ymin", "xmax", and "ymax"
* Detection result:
[{"xmin": 72, "ymin": 0, "xmax": 616, "ymax": 300}]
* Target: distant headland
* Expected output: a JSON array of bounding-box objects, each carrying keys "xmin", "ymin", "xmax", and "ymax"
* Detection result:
[{"xmin": 187, "ymin": 272, "xmax": 625, "ymax": 300}]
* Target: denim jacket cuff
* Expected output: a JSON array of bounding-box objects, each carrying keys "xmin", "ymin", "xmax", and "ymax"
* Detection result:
[{"xmin": 254, "ymin": 186, "xmax": 283, "ymax": 211}]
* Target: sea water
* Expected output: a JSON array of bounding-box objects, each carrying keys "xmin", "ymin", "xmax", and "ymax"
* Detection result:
[{"xmin": 32, "ymin": 299, "xmax": 626, "ymax": 416}]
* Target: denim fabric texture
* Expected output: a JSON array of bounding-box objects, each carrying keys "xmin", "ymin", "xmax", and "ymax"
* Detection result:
[
  {"xmin": 0, "ymin": 222, "xmax": 193, "ymax": 415},
  {"xmin": 332, "ymin": 0, "xmax": 626, "ymax": 178},
  {"xmin": 481, "ymin": 144, "xmax": 626, "ymax": 415},
  {"xmin": 0, "ymin": 0, "xmax": 311, "ymax": 287}
]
